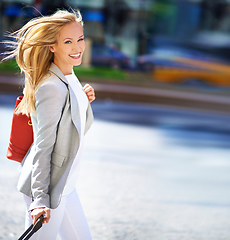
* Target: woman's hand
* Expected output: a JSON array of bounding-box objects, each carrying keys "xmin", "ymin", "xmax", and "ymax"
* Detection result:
[
  {"xmin": 83, "ymin": 84, "xmax": 96, "ymax": 103},
  {"xmin": 31, "ymin": 207, "xmax": 51, "ymax": 225}
]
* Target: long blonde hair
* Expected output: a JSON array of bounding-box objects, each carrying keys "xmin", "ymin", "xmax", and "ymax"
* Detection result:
[{"xmin": 6, "ymin": 10, "xmax": 83, "ymax": 115}]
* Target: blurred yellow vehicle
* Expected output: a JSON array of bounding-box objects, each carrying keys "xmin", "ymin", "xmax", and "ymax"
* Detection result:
[{"xmin": 138, "ymin": 47, "xmax": 230, "ymax": 87}]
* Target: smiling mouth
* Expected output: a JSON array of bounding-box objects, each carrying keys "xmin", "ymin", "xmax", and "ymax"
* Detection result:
[{"xmin": 69, "ymin": 53, "xmax": 81, "ymax": 59}]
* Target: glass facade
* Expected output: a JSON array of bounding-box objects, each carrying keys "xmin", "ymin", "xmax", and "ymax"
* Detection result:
[{"xmin": 1, "ymin": 0, "xmax": 230, "ymax": 58}]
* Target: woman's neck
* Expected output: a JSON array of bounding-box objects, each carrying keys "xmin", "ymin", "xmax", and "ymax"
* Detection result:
[{"xmin": 53, "ymin": 59, "xmax": 72, "ymax": 76}]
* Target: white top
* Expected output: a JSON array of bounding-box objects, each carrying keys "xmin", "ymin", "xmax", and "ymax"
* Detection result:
[{"xmin": 62, "ymin": 71, "xmax": 88, "ymax": 196}]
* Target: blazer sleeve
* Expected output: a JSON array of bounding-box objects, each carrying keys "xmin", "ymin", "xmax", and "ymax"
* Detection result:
[{"xmin": 29, "ymin": 79, "xmax": 67, "ymax": 211}]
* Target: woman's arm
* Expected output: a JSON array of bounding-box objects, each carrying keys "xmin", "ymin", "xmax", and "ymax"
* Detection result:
[{"xmin": 29, "ymin": 78, "xmax": 68, "ymax": 213}]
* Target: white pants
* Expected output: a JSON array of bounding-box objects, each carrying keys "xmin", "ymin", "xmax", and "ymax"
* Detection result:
[{"xmin": 23, "ymin": 189, "xmax": 92, "ymax": 240}]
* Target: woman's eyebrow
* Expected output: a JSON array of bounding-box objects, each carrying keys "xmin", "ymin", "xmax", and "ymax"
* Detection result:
[
  {"xmin": 63, "ymin": 38, "xmax": 72, "ymax": 41},
  {"xmin": 63, "ymin": 35, "xmax": 84, "ymax": 41}
]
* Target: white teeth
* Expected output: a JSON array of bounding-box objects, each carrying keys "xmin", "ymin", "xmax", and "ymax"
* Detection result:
[{"xmin": 70, "ymin": 53, "xmax": 80, "ymax": 58}]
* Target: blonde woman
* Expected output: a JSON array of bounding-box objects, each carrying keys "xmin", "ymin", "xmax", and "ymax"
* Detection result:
[{"xmin": 7, "ymin": 10, "xmax": 95, "ymax": 239}]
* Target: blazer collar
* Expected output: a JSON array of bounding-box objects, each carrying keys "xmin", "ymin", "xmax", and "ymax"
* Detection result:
[
  {"xmin": 49, "ymin": 62, "xmax": 68, "ymax": 85},
  {"xmin": 48, "ymin": 62, "xmax": 94, "ymax": 136},
  {"xmin": 49, "ymin": 63, "xmax": 81, "ymax": 133}
]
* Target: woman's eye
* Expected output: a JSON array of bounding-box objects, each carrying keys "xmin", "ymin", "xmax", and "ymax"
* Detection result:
[
  {"xmin": 65, "ymin": 40, "xmax": 71, "ymax": 44},
  {"xmin": 78, "ymin": 38, "xmax": 84, "ymax": 42}
]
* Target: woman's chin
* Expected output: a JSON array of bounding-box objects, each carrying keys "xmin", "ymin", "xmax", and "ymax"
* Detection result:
[{"xmin": 73, "ymin": 60, "xmax": 82, "ymax": 67}]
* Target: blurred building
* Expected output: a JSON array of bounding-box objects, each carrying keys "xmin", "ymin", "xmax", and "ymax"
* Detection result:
[
  {"xmin": 67, "ymin": 0, "xmax": 152, "ymax": 59},
  {"xmin": 1, "ymin": 0, "xmax": 230, "ymax": 59}
]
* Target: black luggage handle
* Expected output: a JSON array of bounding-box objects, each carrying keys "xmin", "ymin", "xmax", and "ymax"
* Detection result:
[{"xmin": 18, "ymin": 215, "xmax": 44, "ymax": 240}]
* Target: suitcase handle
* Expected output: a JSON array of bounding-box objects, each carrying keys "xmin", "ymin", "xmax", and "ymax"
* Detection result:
[{"xmin": 18, "ymin": 215, "xmax": 44, "ymax": 240}]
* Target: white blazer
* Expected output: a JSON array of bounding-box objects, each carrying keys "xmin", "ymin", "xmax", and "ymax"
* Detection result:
[{"xmin": 17, "ymin": 63, "xmax": 94, "ymax": 211}]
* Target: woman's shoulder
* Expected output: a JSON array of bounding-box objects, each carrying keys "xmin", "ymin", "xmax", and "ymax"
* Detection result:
[
  {"xmin": 35, "ymin": 72, "xmax": 68, "ymax": 103},
  {"xmin": 37, "ymin": 72, "xmax": 68, "ymax": 94}
]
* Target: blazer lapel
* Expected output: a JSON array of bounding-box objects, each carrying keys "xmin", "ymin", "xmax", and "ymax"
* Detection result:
[
  {"xmin": 49, "ymin": 63, "xmax": 81, "ymax": 135},
  {"xmin": 49, "ymin": 63, "xmax": 68, "ymax": 85},
  {"xmin": 49, "ymin": 63, "xmax": 94, "ymax": 135}
]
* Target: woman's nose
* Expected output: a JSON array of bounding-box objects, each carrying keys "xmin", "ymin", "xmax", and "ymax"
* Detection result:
[{"xmin": 72, "ymin": 42, "xmax": 81, "ymax": 51}]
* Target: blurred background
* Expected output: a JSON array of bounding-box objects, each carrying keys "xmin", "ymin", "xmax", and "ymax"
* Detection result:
[
  {"xmin": 2, "ymin": 0, "xmax": 230, "ymax": 89},
  {"xmin": 1, "ymin": 0, "xmax": 230, "ymax": 240},
  {"xmin": 2, "ymin": 0, "xmax": 230, "ymax": 95}
]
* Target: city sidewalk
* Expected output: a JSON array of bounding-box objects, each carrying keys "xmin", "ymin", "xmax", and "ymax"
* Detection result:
[{"xmin": 0, "ymin": 73, "xmax": 230, "ymax": 114}]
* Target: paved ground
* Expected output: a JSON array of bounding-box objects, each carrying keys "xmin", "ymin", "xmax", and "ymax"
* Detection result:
[{"xmin": 1, "ymin": 94, "xmax": 230, "ymax": 240}]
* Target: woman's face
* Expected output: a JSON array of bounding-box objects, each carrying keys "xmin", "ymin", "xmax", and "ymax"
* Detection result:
[{"xmin": 49, "ymin": 21, "xmax": 85, "ymax": 75}]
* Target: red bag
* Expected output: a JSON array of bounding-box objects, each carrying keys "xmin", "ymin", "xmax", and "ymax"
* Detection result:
[{"xmin": 6, "ymin": 96, "xmax": 34, "ymax": 163}]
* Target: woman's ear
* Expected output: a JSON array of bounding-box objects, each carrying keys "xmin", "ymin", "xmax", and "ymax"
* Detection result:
[{"xmin": 49, "ymin": 46, "xmax": 55, "ymax": 53}]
